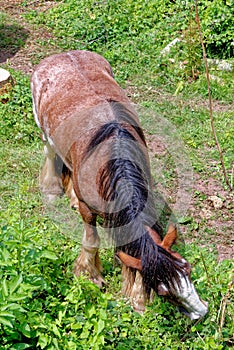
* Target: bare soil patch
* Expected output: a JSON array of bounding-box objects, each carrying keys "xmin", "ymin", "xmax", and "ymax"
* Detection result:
[
  {"xmin": 147, "ymin": 135, "xmax": 233, "ymax": 261},
  {"xmin": 1, "ymin": 0, "xmax": 60, "ymax": 73}
]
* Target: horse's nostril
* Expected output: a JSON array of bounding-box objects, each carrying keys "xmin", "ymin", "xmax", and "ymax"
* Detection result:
[{"xmin": 178, "ymin": 306, "xmax": 190, "ymax": 317}]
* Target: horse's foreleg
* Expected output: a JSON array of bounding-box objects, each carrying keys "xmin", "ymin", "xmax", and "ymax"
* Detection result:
[
  {"xmin": 121, "ymin": 265, "xmax": 136, "ymax": 297},
  {"xmin": 129, "ymin": 271, "xmax": 147, "ymax": 313},
  {"xmin": 74, "ymin": 201, "xmax": 104, "ymax": 287},
  {"xmin": 39, "ymin": 141, "xmax": 63, "ymax": 202},
  {"xmin": 122, "ymin": 266, "xmax": 147, "ymax": 313}
]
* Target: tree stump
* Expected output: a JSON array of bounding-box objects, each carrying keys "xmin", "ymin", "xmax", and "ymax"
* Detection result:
[{"xmin": 0, "ymin": 68, "xmax": 13, "ymax": 103}]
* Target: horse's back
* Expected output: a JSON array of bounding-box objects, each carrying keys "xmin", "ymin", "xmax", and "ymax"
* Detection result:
[{"xmin": 31, "ymin": 50, "xmax": 129, "ymax": 136}]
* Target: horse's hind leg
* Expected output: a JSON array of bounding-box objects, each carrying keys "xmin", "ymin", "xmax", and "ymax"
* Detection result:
[
  {"xmin": 40, "ymin": 142, "xmax": 63, "ymax": 202},
  {"xmin": 61, "ymin": 165, "xmax": 79, "ymax": 209},
  {"xmin": 74, "ymin": 201, "xmax": 104, "ymax": 288}
]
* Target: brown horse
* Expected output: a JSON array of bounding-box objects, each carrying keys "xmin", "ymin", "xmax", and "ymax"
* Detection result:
[{"xmin": 31, "ymin": 50, "xmax": 208, "ymax": 320}]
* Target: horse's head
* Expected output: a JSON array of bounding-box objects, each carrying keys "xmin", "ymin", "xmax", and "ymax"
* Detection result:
[{"xmin": 118, "ymin": 225, "xmax": 208, "ymax": 320}]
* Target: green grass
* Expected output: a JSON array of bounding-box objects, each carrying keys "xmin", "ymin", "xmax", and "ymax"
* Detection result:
[
  {"xmin": 0, "ymin": 12, "xmax": 28, "ymax": 58},
  {"xmin": 0, "ymin": 1, "xmax": 234, "ymax": 349}
]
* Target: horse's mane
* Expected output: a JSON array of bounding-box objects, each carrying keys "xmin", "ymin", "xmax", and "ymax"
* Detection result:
[
  {"xmin": 86, "ymin": 102, "xmax": 146, "ymax": 154},
  {"xmin": 121, "ymin": 233, "xmax": 187, "ymax": 295},
  {"xmin": 85, "ymin": 101, "xmax": 186, "ymax": 293},
  {"xmin": 86, "ymin": 101, "xmax": 162, "ymax": 243}
]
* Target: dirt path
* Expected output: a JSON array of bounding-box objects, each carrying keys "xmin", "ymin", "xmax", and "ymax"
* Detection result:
[
  {"xmin": 0, "ymin": 0, "xmax": 60, "ymax": 73},
  {"xmin": 1, "ymin": 1, "xmax": 233, "ymax": 261},
  {"xmin": 147, "ymin": 135, "xmax": 234, "ymax": 261}
]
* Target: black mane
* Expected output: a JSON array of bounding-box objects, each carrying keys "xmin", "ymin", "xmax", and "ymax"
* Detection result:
[
  {"xmin": 141, "ymin": 234, "xmax": 187, "ymax": 294},
  {"xmin": 86, "ymin": 101, "xmax": 162, "ymax": 244},
  {"xmin": 86, "ymin": 101, "xmax": 185, "ymax": 293},
  {"xmin": 120, "ymin": 233, "xmax": 187, "ymax": 295},
  {"xmin": 86, "ymin": 101, "xmax": 146, "ymax": 155}
]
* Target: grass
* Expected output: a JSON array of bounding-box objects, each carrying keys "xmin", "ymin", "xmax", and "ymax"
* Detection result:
[{"xmin": 0, "ymin": 1, "xmax": 234, "ymax": 349}]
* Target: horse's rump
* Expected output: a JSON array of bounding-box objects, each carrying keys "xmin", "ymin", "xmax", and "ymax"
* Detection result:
[{"xmin": 31, "ymin": 50, "xmax": 129, "ymax": 137}]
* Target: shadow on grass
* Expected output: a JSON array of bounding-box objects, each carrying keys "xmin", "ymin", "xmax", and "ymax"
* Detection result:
[{"xmin": 0, "ymin": 23, "xmax": 29, "ymax": 63}]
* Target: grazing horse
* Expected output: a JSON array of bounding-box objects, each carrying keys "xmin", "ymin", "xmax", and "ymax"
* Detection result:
[{"xmin": 31, "ymin": 50, "xmax": 208, "ymax": 320}]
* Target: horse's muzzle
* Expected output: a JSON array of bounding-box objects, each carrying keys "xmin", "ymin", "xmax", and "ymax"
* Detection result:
[{"xmin": 179, "ymin": 300, "xmax": 208, "ymax": 320}]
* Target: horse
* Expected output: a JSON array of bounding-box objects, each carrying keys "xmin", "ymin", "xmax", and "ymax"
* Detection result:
[{"xmin": 31, "ymin": 50, "xmax": 208, "ymax": 320}]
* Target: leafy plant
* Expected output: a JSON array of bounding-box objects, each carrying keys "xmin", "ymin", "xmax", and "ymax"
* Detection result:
[
  {"xmin": 0, "ymin": 70, "xmax": 38, "ymax": 144},
  {"xmin": 0, "ymin": 1, "xmax": 233, "ymax": 348},
  {"xmin": 0, "ymin": 74, "xmax": 233, "ymax": 347},
  {"xmin": 200, "ymin": 0, "xmax": 234, "ymax": 58}
]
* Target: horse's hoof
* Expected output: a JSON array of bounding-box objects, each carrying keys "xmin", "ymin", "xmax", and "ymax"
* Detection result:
[
  {"xmin": 133, "ymin": 306, "xmax": 145, "ymax": 315},
  {"xmin": 74, "ymin": 264, "xmax": 105, "ymax": 289},
  {"xmin": 70, "ymin": 201, "xmax": 79, "ymax": 210},
  {"xmin": 91, "ymin": 275, "xmax": 105, "ymax": 288},
  {"xmin": 42, "ymin": 193, "xmax": 61, "ymax": 203},
  {"xmin": 132, "ymin": 300, "xmax": 146, "ymax": 314}
]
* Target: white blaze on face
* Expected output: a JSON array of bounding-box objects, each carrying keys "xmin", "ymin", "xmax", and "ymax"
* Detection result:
[{"xmin": 174, "ymin": 274, "xmax": 208, "ymax": 320}]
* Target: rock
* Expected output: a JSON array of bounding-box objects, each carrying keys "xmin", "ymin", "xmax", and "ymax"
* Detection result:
[
  {"xmin": 160, "ymin": 38, "xmax": 181, "ymax": 55},
  {"xmin": 200, "ymin": 208, "xmax": 213, "ymax": 220},
  {"xmin": 0, "ymin": 68, "xmax": 12, "ymax": 88},
  {"xmin": 0, "ymin": 68, "xmax": 13, "ymax": 102},
  {"xmin": 208, "ymin": 195, "xmax": 223, "ymax": 209},
  {"xmin": 207, "ymin": 59, "xmax": 233, "ymax": 72}
]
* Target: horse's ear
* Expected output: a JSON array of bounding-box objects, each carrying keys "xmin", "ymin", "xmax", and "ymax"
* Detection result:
[
  {"xmin": 146, "ymin": 226, "xmax": 162, "ymax": 245},
  {"xmin": 117, "ymin": 251, "xmax": 142, "ymax": 271},
  {"xmin": 161, "ymin": 224, "xmax": 177, "ymax": 250}
]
